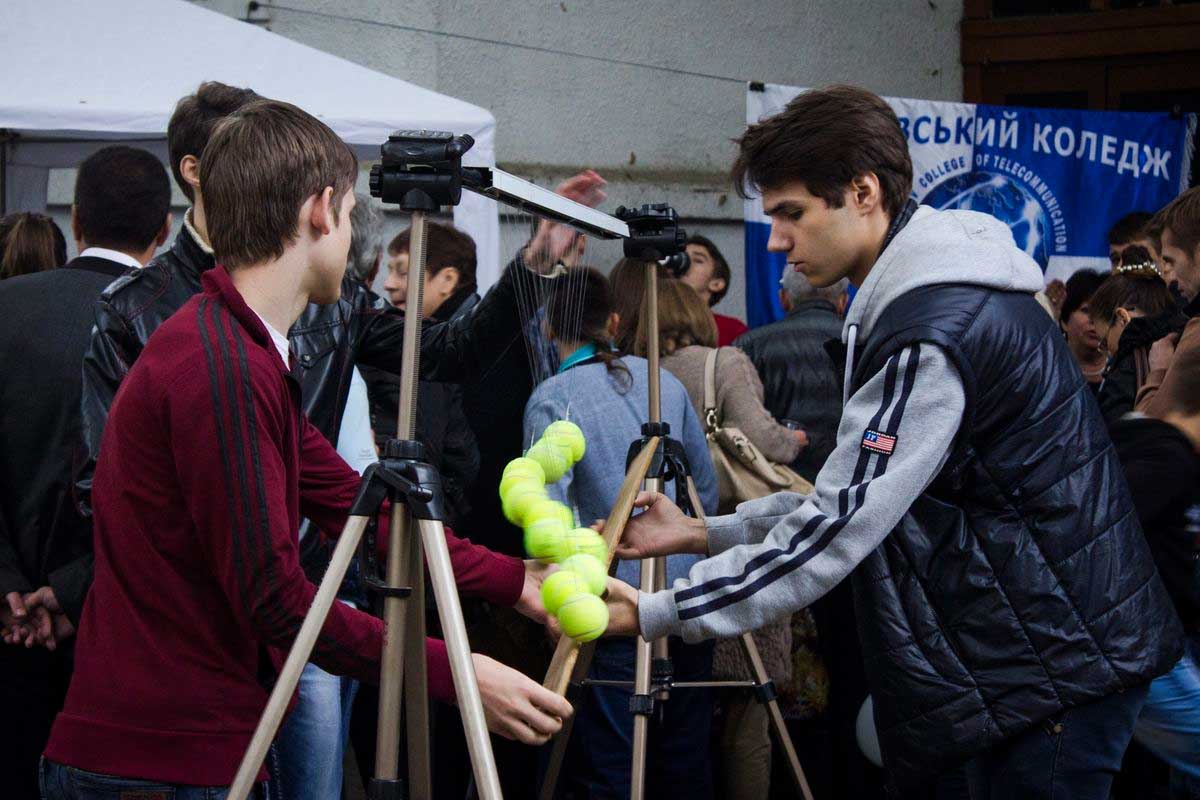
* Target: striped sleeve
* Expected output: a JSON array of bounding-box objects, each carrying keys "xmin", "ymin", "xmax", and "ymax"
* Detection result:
[{"xmin": 639, "ymin": 343, "xmax": 965, "ymax": 643}]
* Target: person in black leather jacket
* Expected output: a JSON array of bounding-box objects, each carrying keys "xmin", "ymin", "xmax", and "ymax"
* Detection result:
[{"xmin": 734, "ymin": 267, "xmax": 846, "ymax": 483}]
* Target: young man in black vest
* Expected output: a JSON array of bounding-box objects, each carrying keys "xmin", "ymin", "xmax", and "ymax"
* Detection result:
[
  {"xmin": 0, "ymin": 145, "xmax": 171, "ymax": 800},
  {"xmin": 602, "ymin": 84, "xmax": 1183, "ymax": 797}
]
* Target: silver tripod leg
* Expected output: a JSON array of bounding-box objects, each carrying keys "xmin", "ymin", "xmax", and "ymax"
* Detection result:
[
  {"xmin": 738, "ymin": 632, "xmax": 815, "ymax": 800},
  {"xmin": 419, "ymin": 518, "xmax": 503, "ymax": 799},
  {"xmin": 630, "ymin": 475, "xmax": 664, "ymax": 800}
]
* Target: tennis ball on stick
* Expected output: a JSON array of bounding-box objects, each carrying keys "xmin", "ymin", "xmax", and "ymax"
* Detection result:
[
  {"xmin": 561, "ymin": 553, "xmax": 606, "ymax": 595},
  {"xmin": 545, "ymin": 420, "xmax": 586, "ymax": 461},
  {"xmin": 503, "ymin": 457, "xmax": 546, "ymax": 485},
  {"xmin": 557, "ymin": 593, "xmax": 609, "ymax": 642},
  {"xmin": 499, "ymin": 470, "xmax": 543, "ymax": 499},
  {"xmin": 543, "ymin": 433, "xmax": 578, "ymax": 467},
  {"xmin": 540, "ymin": 570, "xmax": 591, "ymax": 616},
  {"xmin": 563, "ymin": 528, "xmax": 608, "ymax": 563},
  {"xmin": 526, "ymin": 441, "xmax": 568, "ymax": 482},
  {"xmin": 502, "ymin": 483, "xmax": 547, "ymax": 526}
]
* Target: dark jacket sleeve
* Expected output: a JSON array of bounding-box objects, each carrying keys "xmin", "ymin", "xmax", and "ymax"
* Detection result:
[
  {"xmin": 353, "ymin": 256, "xmax": 526, "ymax": 384},
  {"xmin": 0, "ymin": 511, "xmax": 32, "ymax": 597}
]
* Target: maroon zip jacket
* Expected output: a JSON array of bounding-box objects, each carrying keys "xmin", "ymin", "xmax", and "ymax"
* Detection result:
[{"xmin": 45, "ymin": 267, "xmax": 522, "ymax": 785}]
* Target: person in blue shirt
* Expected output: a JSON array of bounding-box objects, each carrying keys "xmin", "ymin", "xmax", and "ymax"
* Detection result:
[{"xmin": 523, "ymin": 266, "xmax": 718, "ymax": 799}]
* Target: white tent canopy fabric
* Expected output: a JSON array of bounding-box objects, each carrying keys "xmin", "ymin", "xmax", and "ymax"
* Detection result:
[{"xmin": 0, "ymin": 0, "xmax": 502, "ymax": 284}]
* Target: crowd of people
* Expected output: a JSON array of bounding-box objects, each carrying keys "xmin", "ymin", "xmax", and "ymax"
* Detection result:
[{"xmin": 0, "ymin": 79, "xmax": 1198, "ymax": 800}]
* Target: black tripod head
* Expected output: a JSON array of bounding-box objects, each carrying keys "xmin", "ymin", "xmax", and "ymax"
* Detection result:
[
  {"xmin": 369, "ymin": 129, "xmax": 474, "ymax": 211},
  {"xmin": 617, "ymin": 203, "xmax": 687, "ymax": 262}
]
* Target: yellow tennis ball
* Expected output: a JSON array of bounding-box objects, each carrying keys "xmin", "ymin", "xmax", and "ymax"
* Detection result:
[
  {"xmin": 524, "ymin": 520, "xmax": 568, "ymax": 561},
  {"xmin": 540, "ymin": 571, "xmax": 591, "ymax": 616},
  {"xmin": 499, "ymin": 471, "xmax": 543, "ymax": 499},
  {"xmin": 502, "ymin": 483, "xmax": 547, "ymax": 526},
  {"xmin": 546, "ymin": 420, "xmax": 586, "ymax": 461},
  {"xmin": 563, "ymin": 528, "xmax": 607, "ymax": 562},
  {"xmin": 557, "ymin": 593, "xmax": 609, "ymax": 642},
  {"xmin": 561, "ymin": 553, "xmax": 606, "ymax": 595},
  {"xmin": 526, "ymin": 441, "xmax": 568, "ymax": 483},
  {"xmin": 543, "ymin": 433, "xmax": 578, "ymax": 467},
  {"xmin": 503, "ymin": 457, "xmax": 546, "ymax": 484}
]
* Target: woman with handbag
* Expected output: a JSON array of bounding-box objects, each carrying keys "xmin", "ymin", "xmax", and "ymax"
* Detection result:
[{"xmin": 635, "ymin": 279, "xmax": 814, "ymax": 800}]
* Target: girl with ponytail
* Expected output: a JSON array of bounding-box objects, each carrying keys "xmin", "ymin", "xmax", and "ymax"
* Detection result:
[{"xmin": 523, "ymin": 266, "xmax": 720, "ymax": 798}]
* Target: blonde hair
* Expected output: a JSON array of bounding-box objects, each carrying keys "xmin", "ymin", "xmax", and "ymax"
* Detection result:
[{"xmin": 634, "ymin": 278, "xmax": 718, "ymax": 357}]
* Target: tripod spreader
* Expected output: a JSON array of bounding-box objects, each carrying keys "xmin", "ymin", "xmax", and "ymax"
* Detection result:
[
  {"xmin": 352, "ymin": 439, "xmax": 449, "ymax": 602},
  {"xmin": 624, "ymin": 422, "xmax": 696, "ymax": 518}
]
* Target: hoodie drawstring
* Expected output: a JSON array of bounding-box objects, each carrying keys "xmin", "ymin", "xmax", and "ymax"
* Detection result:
[{"xmin": 843, "ymin": 324, "xmax": 858, "ymax": 407}]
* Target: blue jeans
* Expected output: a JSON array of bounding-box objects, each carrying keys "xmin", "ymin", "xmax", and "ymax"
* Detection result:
[
  {"xmin": 39, "ymin": 759, "xmax": 267, "ymax": 800},
  {"xmin": 275, "ymin": 660, "xmax": 359, "ymax": 800},
  {"xmin": 962, "ymin": 685, "xmax": 1148, "ymax": 800},
  {"xmin": 1135, "ymin": 636, "xmax": 1200, "ymax": 798},
  {"xmin": 563, "ymin": 637, "xmax": 714, "ymax": 800}
]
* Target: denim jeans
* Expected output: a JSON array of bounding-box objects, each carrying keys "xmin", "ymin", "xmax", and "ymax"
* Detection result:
[
  {"xmin": 562, "ymin": 636, "xmax": 715, "ymax": 800},
  {"xmin": 1135, "ymin": 635, "xmax": 1200, "ymax": 798},
  {"xmin": 39, "ymin": 759, "xmax": 267, "ymax": 800},
  {"xmin": 962, "ymin": 685, "xmax": 1148, "ymax": 800},
  {"xmin": 275, "ymin": 660, "xmax": 359, "ymax": 800}
]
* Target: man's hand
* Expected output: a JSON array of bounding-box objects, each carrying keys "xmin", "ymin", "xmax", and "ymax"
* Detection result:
[
  {"xmin": 1149, "ymin": 332, "xmax": 1180, "ymax": 373},
  {"xmin": 514, "ymin": 559, "xmax": 556, "ymax": 625},
  {"xmin": 471, "ymin": 653, "xmax": 573, "ymax": 745},
  {"xmin": 612, "ymin": 492, "xmax": 708, "ymax": 561},
  {"xmin": 2, "ymin": 587, "xmax": 74, "ymax": 650},
  {"xmin": 522, "ymin": 170, "xmax": 607, "ymax": 272},
  {"xmin": 1, "ymin": 591, "xmax": 29, "ymax": 644},
  {"xmin": 792, "ymin": 429, "xmax": 809, "ymax": 449},
  {"xmin": 601, "ymin": 578, "xmax": 640, "ymax": 637}
]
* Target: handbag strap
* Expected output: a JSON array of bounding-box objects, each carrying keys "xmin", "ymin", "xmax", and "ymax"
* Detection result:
[{"xmin": 703, "ymin": 347, "xmax": 720, "ymax": 433}]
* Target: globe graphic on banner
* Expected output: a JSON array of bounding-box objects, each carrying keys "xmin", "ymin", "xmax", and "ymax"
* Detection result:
[{"xmin": 923, "ymin": 172, "xmax": 1051, "ymax": 270}]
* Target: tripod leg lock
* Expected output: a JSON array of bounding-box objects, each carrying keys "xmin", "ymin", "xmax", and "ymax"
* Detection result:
[
  {"xmin": 629, "ymin": 693, "xmax": 655, "ymax": 716},
  {"xmin": 752, "ymin": 679, "xmax": 778, "ymax": 705},
  {"xmin": 651, "ymin": 657, "xmax": 674, "ymax": 690},
  {"xmin": 367, "ymin": 778, "xmax": 407, "ymax": 800}
]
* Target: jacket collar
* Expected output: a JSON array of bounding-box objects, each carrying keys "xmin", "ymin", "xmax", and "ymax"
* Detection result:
[
  {"xmin": 200, "ymin": 266, "xmax": 289, "ymax": 375},
  {"xmin": 63, "ymin": 255, "xmax": 130, "ymax": 280},
  {"xmin": 785, "ymin": 298, "xmax": 837, "ymax": 318},
  {"xmin": 172, "ymin": 211, "xmax": 217, "ymax": 282}
]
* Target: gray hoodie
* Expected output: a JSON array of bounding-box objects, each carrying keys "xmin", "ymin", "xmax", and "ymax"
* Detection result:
[{"xmin": 639, "ymin": 206, "xmax": 1045, "ymax": 642}]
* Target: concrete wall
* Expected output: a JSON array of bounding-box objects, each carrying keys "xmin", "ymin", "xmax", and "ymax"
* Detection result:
[{"xmin": 49, "ymin": 1, "xmax": 963, "ymax": 320}]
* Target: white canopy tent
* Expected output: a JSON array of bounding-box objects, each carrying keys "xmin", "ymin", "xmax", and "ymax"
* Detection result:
[{"xmin": 0, "ymin": 0, "xmax": 503, "ymax": 284}]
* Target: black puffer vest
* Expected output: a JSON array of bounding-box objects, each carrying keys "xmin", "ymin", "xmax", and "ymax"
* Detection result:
[{"xmin": 849, "ymin": 282, "xmax": 1183, "ymax": 786}]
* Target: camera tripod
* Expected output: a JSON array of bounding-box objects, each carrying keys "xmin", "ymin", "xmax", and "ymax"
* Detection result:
[{"xmin": 538, "ymin": 262, "xmax": 814, "ymax": 800}]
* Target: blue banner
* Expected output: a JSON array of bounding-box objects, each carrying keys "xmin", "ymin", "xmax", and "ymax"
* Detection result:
[{"xmin": 744, "ymin": 84, "xmax": 1197, "ymax": 328}]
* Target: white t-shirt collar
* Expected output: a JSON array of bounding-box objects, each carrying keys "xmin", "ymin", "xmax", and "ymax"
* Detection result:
[
  {"xmin": 79, "ymin": 247, "xmax": 142, "ymax": 271},
  {"xmin": 250, "ymin": 310, "xmax": 291, "ymax": 368}
]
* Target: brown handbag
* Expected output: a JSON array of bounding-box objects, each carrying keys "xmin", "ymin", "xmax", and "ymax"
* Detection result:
[{"xmin": 703, "ymin": 348, "xmax": 814, "ymax": 514}]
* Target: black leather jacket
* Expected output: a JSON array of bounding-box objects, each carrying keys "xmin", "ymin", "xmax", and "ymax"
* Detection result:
[
  {"xmin": 735, "ymin": 298, "xmax": 843, "ymax": 482},
  {"xmin": 78, "ymin": 222, "xmax": 526, "ymax": 576}
]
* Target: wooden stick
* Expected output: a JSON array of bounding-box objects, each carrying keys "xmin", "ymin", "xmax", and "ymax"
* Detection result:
[
  {"xmin": 542, "ymin": 435, "xmax": 660, "ymax": 694},
  {"xmin": 228, "ymin": 515, "xmax": 369, "ymax": 800}
]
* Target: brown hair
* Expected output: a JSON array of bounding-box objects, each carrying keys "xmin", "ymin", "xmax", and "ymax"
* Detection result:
[
  {"xmin": 200, "ymin": 100, "xmax": 358, "ymax": 268},
  {"xmin": 74, "ymin": 145, "xmax": 171, "ymax": 252},
  {"xmin": 168, "ymin": 81, "xmax": 262, "ymax": 201},
  {"xmin": 388, "ymin": 220, "xmax": 478, "ymax": 292},
  {"xmin": 0, "ymin": 212, "xmax": 67, "ymax": 279},
  {"xmin": 1087, "ymin": 249, "xmax": 1175, "ymax": 324},
  {"xmin": 732, "ymin": 84, "xmax": 913, "ymax": 218},
  {"xmin": 685, "ymin": 234, "xmax": 731, "ymax": 307},
  {"xmin": 546, "ymin": 267, "xmax": 630, "ymax": 389},
  {"xmin": 634, "ymin": 278, "xmax": 718, "ymax": 357},
  {"xmin": 609, "ymin": 257, "xmax": 667, "ymax": 354},
  {"xmin": 1156, "ymin": 336, "xmax": 1200, "ymax": 416},
  {"xmin": 1154, "ymin": 186, "xmax": 1200, "ymax": 257}
]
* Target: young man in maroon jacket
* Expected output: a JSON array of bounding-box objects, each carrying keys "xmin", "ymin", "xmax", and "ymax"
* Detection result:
[{"xmin": 40, "ymin": 100, "xmax": 571, "ymax": 798}]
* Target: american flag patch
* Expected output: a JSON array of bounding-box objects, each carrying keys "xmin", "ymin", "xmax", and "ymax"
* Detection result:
[{"xmin": 861, "ymin": 429, "xmax": 897, "ymax": 455}]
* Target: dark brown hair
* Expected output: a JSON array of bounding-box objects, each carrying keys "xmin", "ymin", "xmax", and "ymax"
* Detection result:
[
  {"xmin": 201, "ymin": 100, "xmax": 358, "ymax": 268},
  {"xmin": 388, "ymin": 220, "xmax": 478, "ymax": 293},
  {"xmin": 1088, "ymin": 251, "xmax": 1175, "ymax": 324},
  {"xmin": 74, "ymin": 146, "xmax": 171, "ymax": 252},
  {"xmin": 634, "ymin": 278, "xmax": 718, "ymax": 357},
  {"xmin": 732, "ymin": 84, "xmax": 913, "ymax": 217},
  {"xmin": 1154, "ymin": 186, "xmax": 1200, "ymax": 257},
  {"xmin": 168, "ymin": 82, "xmax": 262, "ymax": 202},
  {"xmin": 546, "ymin": 267, "xmax": 630, "ymax": 389},
  {"xmin": 609, "ymin": 257, "xmax": 668, "ymax": 354},
  {"xmin": 685, "ymin": 234, "xmax": 731, "ymax": 307},
  {"xmin": 1107, "ymin": 211, "xmax": 1153, "ymax": 247},
  {"xmin": 0, "ymin": 213, "xmax": 67, "ymax": 279}
]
